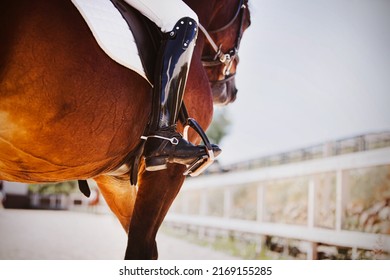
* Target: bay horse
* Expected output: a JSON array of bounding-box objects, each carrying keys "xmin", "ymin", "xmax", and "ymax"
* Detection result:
[{"xmin": 0, "ymin": 0, "xmax": 250, "ymax": 259}]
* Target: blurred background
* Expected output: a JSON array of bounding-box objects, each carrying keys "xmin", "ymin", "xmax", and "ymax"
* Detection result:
[{"xmin": 1, "ymin": 0, "xmax": 389, "ymax": 259}]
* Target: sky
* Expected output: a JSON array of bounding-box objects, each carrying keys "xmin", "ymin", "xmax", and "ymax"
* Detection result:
[{"xmin": 217, "ymin": 0, "xmax": 390, "ymax": 165}]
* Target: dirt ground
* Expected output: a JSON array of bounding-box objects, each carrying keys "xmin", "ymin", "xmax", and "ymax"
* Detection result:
[{"xmin": 0, "ymin": 209, "xmax": 238, "ymax": 260}]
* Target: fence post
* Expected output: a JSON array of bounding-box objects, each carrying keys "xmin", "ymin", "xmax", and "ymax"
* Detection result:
[
  {"xmin": 223, "ymin": 187, "xmax": 232, "ymax": 218},
  {"xmin": 307, "ymin": 242, "xmax": 318, "ymax": 260},
  {"xmin": 200, "ymin": 190, "xmax": 208, "ymax": 216},
  {"xmin": 182, "ymin": 192, "xmax": 190, "ymax": 215},
  {"xmin": 307, "ymin": 178, "xmax": 317, "ymax": 259},
  {"xmin": 336, "ymin": 169, "xmax": 345, "ymax": 231},
  {"xmin": 308, "ymin": 178, "xmax": 315, "ymax": 228},
  {"xmin": 257, "ymin": 184, "xmax": 264, "ymax": 223}
]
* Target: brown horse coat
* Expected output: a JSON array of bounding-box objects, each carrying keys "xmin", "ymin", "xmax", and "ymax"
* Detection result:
[{"xmin": 0, "ymin": 0, "xmax": 250, "ymax": 259}]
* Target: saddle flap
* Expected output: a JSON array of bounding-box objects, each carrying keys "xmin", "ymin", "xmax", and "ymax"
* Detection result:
[
  {"xmin": 110, "ymin": 0, "xmax": 160, "ymax": 84},
  {"xmin": 71, "ymin": 0, "xmax": 159, "ymax": 85}
]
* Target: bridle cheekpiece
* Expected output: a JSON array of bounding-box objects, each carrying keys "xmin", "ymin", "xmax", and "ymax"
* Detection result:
[{"xmin": 199, "ymin": 0, "xmax": 247, "ymax": 84}]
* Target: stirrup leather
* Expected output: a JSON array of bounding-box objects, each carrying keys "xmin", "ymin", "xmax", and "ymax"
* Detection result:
[{"xmin": 182, "ymin": 118, "xmax": 215, "ymax": 177}]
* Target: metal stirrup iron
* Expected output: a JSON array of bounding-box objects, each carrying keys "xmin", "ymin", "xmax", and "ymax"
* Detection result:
[{"xmin": 182, "ymin": 118, "xmax": 215, "ymax": 177}]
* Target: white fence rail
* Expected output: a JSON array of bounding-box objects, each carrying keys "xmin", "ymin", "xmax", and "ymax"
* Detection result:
[{"xmin": 165, "ymin": 147, "xmax": 390, "ymax": 259}]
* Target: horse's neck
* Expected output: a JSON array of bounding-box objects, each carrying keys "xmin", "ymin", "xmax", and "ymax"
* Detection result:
[{"xmin": 184, "ymin": 0, "xmax": 216, "ymax": 28}]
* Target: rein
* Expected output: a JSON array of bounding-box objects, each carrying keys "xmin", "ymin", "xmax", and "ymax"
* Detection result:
[{"xmin": 199, "ymin": 0, "xmax": 247, "ymax": 83}]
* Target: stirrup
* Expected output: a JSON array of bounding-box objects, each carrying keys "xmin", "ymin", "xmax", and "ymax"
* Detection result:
[{"xmin": 182, "ymin": 118, "xmax": 216, "ymax": 177}]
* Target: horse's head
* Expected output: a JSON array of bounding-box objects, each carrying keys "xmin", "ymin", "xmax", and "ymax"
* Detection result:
[{"xmin": 191, "ymin": 0, "xmax": 251, "ymax": 106}]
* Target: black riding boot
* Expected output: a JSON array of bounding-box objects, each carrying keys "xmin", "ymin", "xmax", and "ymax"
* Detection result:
[{"xmin": 143, "ymin": 17, "xmax": 221, "ymax": 172}]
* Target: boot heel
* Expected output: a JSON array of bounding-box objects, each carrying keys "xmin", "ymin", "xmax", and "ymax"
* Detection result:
[{"xmin": 145, "ymin": 157, "xmax": 168, "ymax": 171}]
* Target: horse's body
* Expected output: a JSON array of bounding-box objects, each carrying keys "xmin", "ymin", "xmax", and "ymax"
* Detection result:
[{"xmin": 0, "ymin": 0, "xmax": 250, "ymax": 259}]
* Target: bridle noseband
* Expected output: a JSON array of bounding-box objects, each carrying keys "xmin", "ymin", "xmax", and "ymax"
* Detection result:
[{"xmin": 199, "ymin": 0, "xmax": 247, "ymax": 84}]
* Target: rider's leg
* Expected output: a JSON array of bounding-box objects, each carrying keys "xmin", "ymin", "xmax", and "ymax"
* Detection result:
[
  {"xmin": 124, "ymin": 0, "xmax": 220, "ymax": 171},
  {"xmin": 144, "ymin": 17, "xmax": 220, "ymax": 171}
]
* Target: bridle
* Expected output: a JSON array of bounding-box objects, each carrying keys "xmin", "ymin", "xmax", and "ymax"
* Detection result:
[{"xmin": 199, "ymin": 0, "xmax": 248, "ymax": 84}]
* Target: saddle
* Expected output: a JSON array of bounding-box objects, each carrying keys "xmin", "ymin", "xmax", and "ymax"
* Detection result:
[
  {"xmin": 110, "ymin": 0, "xmax": 160, "ymax": 84},
  {"xmin": 76, "ymin": 0, "xmax": 216, "ymax": 197}
]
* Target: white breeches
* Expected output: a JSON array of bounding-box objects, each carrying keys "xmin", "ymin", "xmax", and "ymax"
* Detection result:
[{"xmin": 124, "ymin": 0, "xmax": 198, "ymax": 32}]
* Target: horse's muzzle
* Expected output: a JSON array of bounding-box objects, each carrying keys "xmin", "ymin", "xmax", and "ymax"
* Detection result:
[{"xmin": 211, "ymin": 76, "xmax": 237, "ymax": 106}]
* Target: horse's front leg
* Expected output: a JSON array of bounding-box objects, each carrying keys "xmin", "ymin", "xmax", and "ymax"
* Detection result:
[{"xmin": 124, "ymin": 163, "xmax": 186, "ymax": 260}]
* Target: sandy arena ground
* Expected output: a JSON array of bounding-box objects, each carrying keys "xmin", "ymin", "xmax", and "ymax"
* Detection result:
[{"xmin": 0, "ymin": 209, "xmax": 238, "ymax": 260}]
